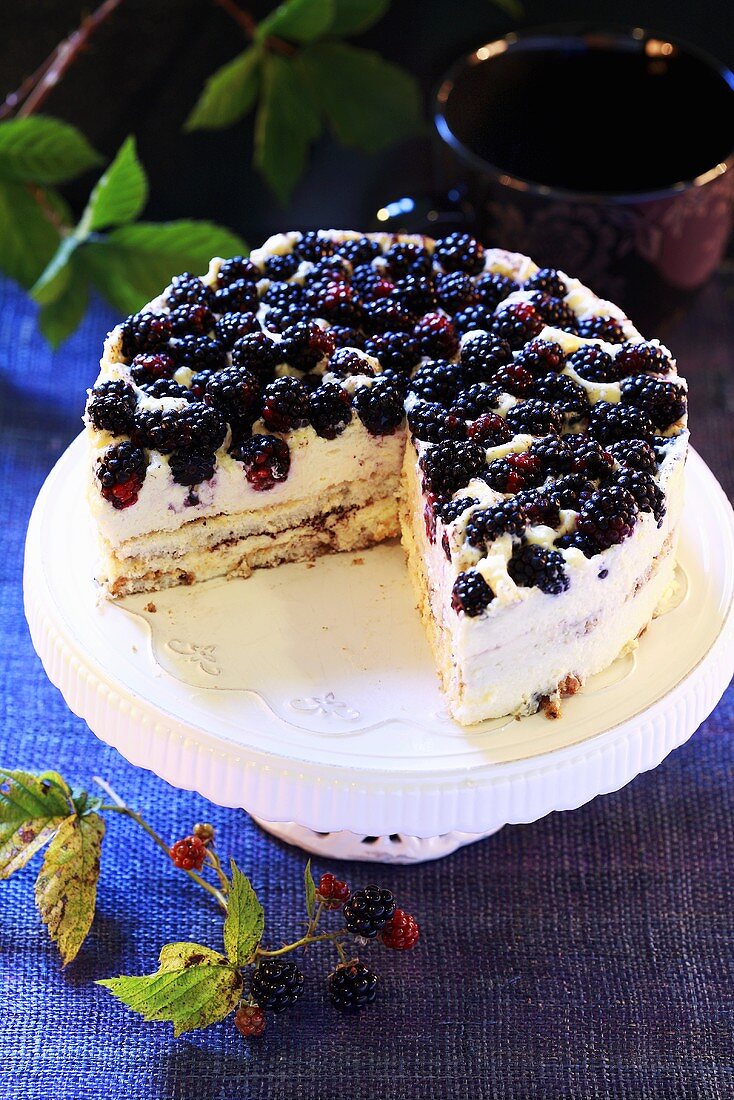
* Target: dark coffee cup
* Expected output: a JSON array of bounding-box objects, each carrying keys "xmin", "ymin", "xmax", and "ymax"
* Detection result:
[{"xmin": 428, "ymin": 27, "xmax": 734, "ymax": 330}]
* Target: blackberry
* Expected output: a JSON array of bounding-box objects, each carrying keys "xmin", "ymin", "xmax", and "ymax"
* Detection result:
[
  {"xmin": 433, "ymin": 232, "xmax": 485, "ymax": 275},
  {"xmin": 262, "ymin": 281, "xmax": 303, "ymax": 308},
  {"xmin": 567, "ymin": 345, "xmax": 621, "ymax": 383},
  {"xmin": 608, "ymin": 439, "xmax": 658, "ymax": 473},
  {"xmin": 129, "ymin": 351, "xmax": 177, "ymax": 385},
  {"xmin": 135, "ymin": 401, "xmax": 226, "ymax": 454},
  {"xmin": 87, "ymin": 379, "xmax": 137, "ymax": 434},
  {"xmin": 483, "ymin": 451, "xmax": 544, "ymax": 492},
  {"xmin": 409, "ymin": 361, "xmax": 464, "ymax": 406},
  {"xmin": 168, "ymin": 449, "xmax": 216, "ymax": 486},
  {"xmin": 384, "ymin": 241, "xmax": 432, "ymax": 278},
  {"xmin": 379, "ymin": 909, "xmax": 420, "ymax": 951},
  {"xmin": 565, "ymin": 433, "xmax": 614, "ymax": 479},
  {"xmin": 620, "ymin": 375, "xmax": 687, "ymax": 429},
  {"xmin": 414, "ymin": 313, "xmax": 459, "ymax": 358},
  {"xmin": 188, "ymin": 369, "xmax": 216, "ymax": 399},
  {"xmin": 328, "ymin": 348, "xmax": 375, "ymax": 379},
  {"xmin": 303, "ymin": 256, "xmax": 351, "ymax": 285},
  {"xmin": 576, "ymin": 315, "xmax": 627, "ymax": 343},
  {"xmin": 317, "ymin": 872, "xmax": 350, "ymax": 909},
  {"xmin": 505, "ymin": 399, "xmax": 562, "ymax": 437},
  {"xmin": 527, "ymin": 292, "xmax": 577, "ymax": 332},
  {"xmin": 529, "ymin": 434, "xmax": 574, "ymax": 475},
  {"xmin": 491, "ymin": 302, "xmax": 544, "ymax": 350},
  {"xmin": 460, "ymin": 332, "xmax": 512, "ymax": 382},
  {"xmin": 614, "ymin": 340, "xmax": 673, "ymax": 376},
  {"xmin": 524, "ymin": 267, "xmax": 567, "ymax": 299},
  {"xmin": 493, "ymin": 362, "xmax": 535, "ymax": 397},
  {"xmin": 454, "ymin": 304, "xmax": 497, "ymax": 335},
  {"xmin": 215, "ymin": 311, "xmax": 260, "ymax": 348},
  {"xmin": 362, "ymin": 298, "xmax": 415, "ymax": 335},
  {"xmin": 166, "ymin": 273, "xmax": 213, "ymax": 310},
  {"xmin": 120, "ymin": 311, "xmax": 173, "ymax": 358},
  {"xmin": 168, "ymin": 335, "xmax": 227, "ymax": 373},
  {"xmin": 169, "ymin": 835, "xmax": 206, "ymax": 871},
  {"xmin": 204, "ymin": 367, "xmax": 260, "ymax": 427},
  {"xmin": 553, "ymin": 473, "xmax": 595, "ymax": 510},
  {"xmin": 96, "ymin": 441, "xmax": 147, "ymax": 509},
  {"xmin": 451, "ymin": 569, "xmax": 494, "ymax": 616},
  {"xmin": 532, "ymin": 372, "xmax": 589, "ymax": 423},
  {"xmin": 508, "ymin": 543, "xmax": 569, "ymax": 594},
  {"xmin": 435, "ymin": 271, "xmax": 477, "ymax": 312},
  {"xmin": 216, "ymin": 255, "xmax": 260, "ymax": 286},
  {"xmin": 419, "ymin": 439, "xmax": 485, "ymax": 496},
  {"xmin": 250, "ymin": 959, "xmax": 304, "ymax": 1014},
  {"xmin": 408, "ymin": 402, "xmax": 467, "ymax": 444},
  {"xmin": 466, "ymin": 411, "xmax": 513, "ymax": 446},
  {"xmin": 450, "ymin": 382, "xmax": 502, "ymax": 420},
  {"xmin": 328, "ymin": 963, "xmax": 378, "ymax": 1012},
  {"xmin": 264, "ymin": 304, "xmax": 310, "ymax": 333},
  {"xmin": 615, "ymin": 469, "xmax": 666, "ymax": 524},
  {"xmin": 515, "ymin": 338, "xmax": 566, "ymax": 377},
  {"xmin": 335, "ymin": 235, "xmax": 381, "ymax": 266},
  {"xmin": 231, "ymin": 332, "xmax": 280, "ymax": 384},
  {"xmin": 474, "ymin": 272, "xmax": 516, "ymax": 309},
  {"xmin": 514, "ymin": 487, "xmax": 561, "ymax": 528},
  {"xmin": 313, "ymin": 281, "xmax": 362, "ymax": 326},
  {"xmin": 343, "ymin": 884, "xmax": 395, "ymax": 937},
  {"xmin": 330, "ymin": 325, "xmax": 366, "ymax": 350},
  {"xmin": 279, "ymin": 321, "xmax": 335, "ymax": 371},
  {"xmin": 577, "ymin": 485, "xmax": 639, "ymax": 550},
  {"xmin": 379, "ymin": 367, "xmax": 412, "ymax": 397},
  {"xmin": 465, "ymin": 500, "xmax": 526, "ymax": 547},
  {"xmin": 363, "ymin": 332, "xmax": 421, "ymax": 372},
  {"xmin": 294, "ymin": 230, "xmax": 335, "ymax": 262},
  {"xmin": 434, "ymin": 495, "xmax": 479, "ymax": 524},
  {"xmin": 350, "ymin": 263, "xmax": 385, "ymax": 296},
  {"xmin": 309, "ymin": 382, "xmax": 352, "ymax": 439},
  {"xmin": 261, "ymin": 376, "xmax": 310, "ymax": 432},
  {"xmin": 234, "ymin": 1004, "xmax": 266, "ymax": 1038},
  {"xmin": 169, "ymin": 303, "xmax": 215, "ymax": 336},
  {"xmin": 555, "ymin": 530, "xmax": 598, "ymax": 557},
  {"xmin": 589, "ymin": 401, "xmax": 655, "ymax": 446},
  {"xmin": 140, "ymin": 378, "xmax": 194, "ymax": 402},
  {"xmin": 353, "ymin": 378, "xmax": 404, "ymax": 436},
  {"xmin": 212, "ymin": 278, "xmax": 258, "ymax": 314},
  {"xmin": 396, "ymin": 274, "xmax": 437, "ymax": 314},
  {"xmin": 364, "ymin": 276, "xmax": 397, "ymax": 301},
  {"xmin": 231, "ymin": 433, "xmax": 290, "ymax": 490},
  {"xmin": 263, "ymin": 253, "xmax": 298, "ymax": 280}
]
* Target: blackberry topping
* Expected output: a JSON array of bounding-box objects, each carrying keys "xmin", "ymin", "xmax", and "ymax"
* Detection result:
[
  {"xmin": 505, "ymin": 399, "xmax": 562, "ymax": 437},
  {"xmin": 328, "ymin": 963, "xmax": 378, "ymax": 1013},
  {"xmin": 264, "ymin": 304, "xmax": 311, "ymax": 333},
  {"xmin": 140, "ymin": 378, "xmax": 194, "ymax": 402},
  {"xmin": 435, "ymin": 271, "xmax": 478, "ymax": 312},
  {"xmin": 577, "ymin": 485, "xmax": 639, "ymax": 550},
  {"xmin": 261, "ymin": 376, "xmax": 310, "ymax": 432},
  {"xmin": 352, "ymin": 378, "xmax": 404, "ymax": 436},
  {"xmin": 450, "ymin": 382, "xmax": 502, "ymax": 421},
  {"xmin": 414, "ymin": 313, "xmax": 459, "ymax": 358},
  {"xmin": 515, "ymin": 338, "xmax": 566, "ymax": 377},
  {"xmin": 614, "ymin": 340, "xmax": 673, "ymax": 375},
  {"xmin": 465, "ymin": 500, "xmax": 526, "ymax": 547},
  {"xmin": 483, "ymin": 451, "xmax": 544, "ymax": 492},
  {"xmin": 231, "ymin": 433, "xmax": 291, "ymax": 491},
  {"xmin": 168, "ymin": 335, "xmax": 227, "ymax": 373},
  {"xmin": 615, "ymin": 469, "xmax": 666, "ymax": 524},
  {"xmin": 303, "ymin": 256, "xmax": 351, "ymax": 286},
  {"xmin": 88, "ymin": 379, "xmax": 137, "ymax": 435},
  {"xmin": 554, "ymin": 531, "xmax": 598, "ymax": 557},
  {"xmin": 454, "ymin": 304, "xmax": 497, "ymax": 335},
  {"xmin": 576, "ymin": 316, "xmax": 627, "ymax": 343},
  {"xmin": 169, "ymin": 303, "xmax": 215, "ymax": 337},
  {"xmin": 96, "ymin": 441, "xmax": 147, "ymax": 509},
  {"xmin": 330, "ymin": 325, "xmax": 366, "ymax": 350},
  {"xmin": 343, "ymin": 885, "xmax": 396, "ymax": 938},
  {"xmin": 408, "ymin": 402, "xmax": 467, "ymax": 444},
  {"xmin": 508, "ymin": 543, "xmax": 569, "ymax": 595},
  {"xmin": 231, "ymin": 332, "xmax": 280, "ymax": 384},
  {"xmin": 129, "ymin": 351, "xmax": 177, "ymax": 385},
  {"xmin": 529, "ymin": 434, "xmax": 574, "ymax": 475},
  {"xmin": 608, "ymin": 439, "xmax": 658, "ymax": 473},
  {"xmin": 466, "ymin": 411, "xmax": 513, "ymax": 446},
  {"xmin": 350, "ymin": 263, "xmax": 386, "ymax": 296},
  {"xmin": 363, "ymin": 332, "xmax": 421, "ymax": 372},
  {"xmin": 493, "ymin": 362, "xmax": 535, "ymax": 397},
  {"xmin": 396, "ymin": 274, "xmax": 437, "ymax": 314},
  {"xmin": 250, "ymin": 959, "xmax": 304, "ymax": 1013},
  {"xmin": 620, "ymin": 375, "xmax": 687, "ymax": 429},
  {"xmin": 532, "ymin": 371, "xmax": 589, "ymax": 423},
  {"xmin": 295, "ymin": 230, "xmax": 335, "ymax": 262},
  {"xmin": 565, "ymin": 433, "xmax": 615, "ymax": 479},
  {"xmin": 433, "ymin": 232, "xmax": 485, "ymax": 275},
  {"xmin": 262, "ymin": 281, "xmax": 303, "ymax": 308},
  {"xmin": 451, "ymin": 570, "xmax": 494, "ymax": 616},
  {"xmin": 409, "ymin": 360, "xmax": 464, "ymax": 406},
  {"xmin": 515, "ymin": 487, "xmax": 561, "ymax": 528},
  {"xmin": 309, "ymin": 382, "xmax": 352, "ymax": 439},
  {"xmin": 263, "ymin": 253, "xmax": 298, "ymax": 280},
  {"xmin": 460, "ymin": 332, "xmax": 512, "ymax": 382},
  {"xmin": 135, "ymin": 401, "xmax": 226, "ymax": 454},
  {"xmin": 379, "ymin": 367, "xmax": 412, "ymax": 397},
  {"xmin": 527, "ymin": 292, "xmax": 577, "ymax": 332},
  {"xmin": 216, "ymin": 255, "xmax": 260, "ymax": 286},
  {"xmin": 166, "ymin": 273, "xmax": 214, "ymax": 310},
  {"xmin": 312, "ymin": 280, "xmax": 362, "ymax": 326},
  {"xmin": 204, "ymin": 367, "xmax": 260, "ymax": 428},
  {"xmin": 168, "ymin": 450, "xmax": 216, "ymax": 486},
  {"xmin": 553, "ymin": 473, "xmax": 595, "ymax": 510},
  {"xmin": 419, "ymin": 439, "xmax": 486, "ymax": 496},
  {"xmin": 567, "ymin": 345, "xmax": 622, "ymax": 383},
  {"xmin": 279, "ymin": 321, "xmax": 335, "ymax": 371},
  {"xmin": 524, "ymin": 267, "xmax": 567, "ymax": 299},
  {"xmin": 384, "ymin": 241, "xmax": 432, "ymax": 278},
  {"xmin": 212, "ymin": 278, "xmax": 258, "ymax": 314},
  {"xmin": 188, "ymin": 370, "xmax": 216, "ymax": 399},
  {"xmin": 474, "ymin": 272, "xmax": 516, "ymax": 309},
  {"xmin": 214, "ymin": 311, "xmax": 260, "ymax": 348},
  {"xmin": 589, "ymin": 401, "xmax": 655, "ymax": 446},
  {"xmin": 434, "ymin": 496, "xmax": 480, "ymax": 524},
  {"xmin": 362, "ymin": 298, "xmax": 416, "ymax": 335},
  {"xmin": 328, "ymin": 348, "xmax": 375, "ymax": 379},
  {"xmin": 120, "ymin": 311, "xmax": 173, "ymax": 358},
  {"xmin": 491, "ymin": 302, "xmax": 544, "ymax": 350},
  {"xmin": 335, "ymin": 235, "xmax": 381, "ymax": 266}
]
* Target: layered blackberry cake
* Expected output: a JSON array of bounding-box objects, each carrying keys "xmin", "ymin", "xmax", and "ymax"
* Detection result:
[{"xmin": 85, "ymin": 230, "xmax": 688, "ymax": 724}]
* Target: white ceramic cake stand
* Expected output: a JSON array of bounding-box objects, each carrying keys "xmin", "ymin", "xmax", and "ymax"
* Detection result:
[{"xmin": 23, "ymin": 435, "xmax": 734, "ymax": 863}]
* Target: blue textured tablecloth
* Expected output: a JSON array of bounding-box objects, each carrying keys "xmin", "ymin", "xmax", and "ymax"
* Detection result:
[{"xmin": 2, "ymin": 275, "xmax": 733, "ymax": 1100}]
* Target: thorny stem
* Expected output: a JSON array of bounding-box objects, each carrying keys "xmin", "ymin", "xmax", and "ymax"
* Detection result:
[
  {"xmin": 255, "ymin": 930, "xmax": 348, "ymax": 959},
  {"xmin": 205, "ymin": 847, "xmax": 231, "ymax": 897},
  {"xmin": 214, "ymin": 0, "xmax": 297, "ymax": 56}
]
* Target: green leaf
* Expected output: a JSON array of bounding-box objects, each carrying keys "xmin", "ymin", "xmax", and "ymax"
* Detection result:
[
  {"xmin": 304, "ymin": 859, "xmax": 316, "ymax": 919},
  {"xmin": 185, "ymin": 47, "xmax": 262, "ymax": 131},
  {"xmin": 34, "ymin": 812, "xmax": 105, "ymax": 964},
  {"xmin": 327, "ymin": 0, "xmax": 389, "ymax": 35},
  {"xmin": 223, "ymin": 861, "xmax": 264, "ymax": 966},
  {"xmin": 0, "ymin": 769, "xmax": 71, "ymax": 878},
  {"xmin": 298, "ymin": 42, "xmax": 423, "ymax": 152},
  {"xmin": 258, "ymin": 0, "xmax": 335, "ymax": 43},
  {"xmin": 30, "ymin": 234, "xmax": 80, "ymax": 305},
  {"xmin": 255, "ymin": 54, "xmax": 322, "ymax": 203},
  {"xmin": 98, "ymin": 942, "xmax": 243, "ymax": 1036},
  {"xmin": 81, "ymin": 136, "xmax": 147, "ymax": 234},
  {"xmin": 0, "ymin": 181, "xmax": 64, "ymax": 289},
  {"xmin": 38, "ymin": 258, "xmax": 89, "ymax": 348},
  {"xmin": 0, "ymin": 116, "xmax": 102, "ymax": 184}
]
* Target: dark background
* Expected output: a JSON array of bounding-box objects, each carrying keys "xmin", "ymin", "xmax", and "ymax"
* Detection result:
[{"xmin": 2, "ymin": 0, "xmax": 732, "ymax": 242}]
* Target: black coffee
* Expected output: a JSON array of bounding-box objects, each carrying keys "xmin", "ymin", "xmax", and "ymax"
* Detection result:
[{"xmin": 444, "ymin": 39, "xmax": 734, "ymax": 193}]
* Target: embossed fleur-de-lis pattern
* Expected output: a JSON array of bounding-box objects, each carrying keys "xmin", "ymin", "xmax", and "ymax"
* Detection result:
[
  {"xmin": 167, "ymin": 639, "xmax": 221, "ymax": 677},
  {"xmin": 290, "ymin": 693, "xmax": 360, "ymax": 721}
]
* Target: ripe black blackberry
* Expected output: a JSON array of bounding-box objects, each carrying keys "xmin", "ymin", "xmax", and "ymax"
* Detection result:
[
  {"xmin": 620, "ymin": 374, "xmax": 687, "ymax": 429},
  {"xmin": 577, "ymin": 485, "xmax": 639, "ymax": 550},
  {"xmin": 335, "ymin": 235, "xmax": 381, "ymax": 266},
  {"xmin": 135, "ymin": 401, "xmax": 226, "ymax": 454},
  {"xmin": 529, "ymin": 435, "xmax": 574, "ymax": 475},
  {"xmin": 343, "ymin": 884, "xmax": 396, "ymax": 937},
  {"xmin": 532, "ymin": 372, "xmax": 589, "ymax": 423},
  {"xmin": 408, "ymin": 402, "xmax": 467, "ymax": 444},
  {"xmin": 120, "ymin": 311, "xmax": 173, "ymax": 358},
  {"xmin": 576, "ymin": 315, "xmax": 627, "ymax": 343},
  {"xmin": 87, "ymin": 380, "xmax": 137, "ymax": 435},
  {"xmin": 514, "ymin": 487, "xmax": 562, "ymax": 528},
  {"xmin": 508, "ymin": 543, "xmax": 569, "ymax": 594},
  {"xmin": 466, "ymin": 411, "xmax": 513, "ymax": 446},
  {"xmin": 515, "ymin": 338, "xmax": 566, "ymax": 377},
  {"xmin": 231, "ymin": 433, "xmax": 291, "ymax": 491},
  {"xmin": 140, "ymin": 379, "xmax": 194, "ymax": 402},
  {"xmin": 309, "ymin": 382, "xmax": 352, "ymax": 439},
  {"xmin": 216, "ymin": 255, "xmax": 260, "ymax": 286},
  {"xmin": 379, "ymin": 367, "xmax": 412, "ymax": 397},
  {"xmin": 505, "ymin": 399, "xmax": 562, "ymax": 437},
  {"xmin": 188, "ymin": 370, "xmax": 215, "ymax": 399},
  {"xmin": 492, "ymin": 362, "xmax": 535, "ymax": 397},
  {"xmin": 553, "ymin": 473, "xmax": 595, "ymax": 510},
  {"xmin": 465, "ymin": 500, "xmax": 527, "ymax": 547},
  {"xmin": 262, "ymin": 281, "xmax": 303, "ymax": 308},
  {"xmin": 434, "ymin": 495, "xmax": 480, "ymax": 524},
  {"xmin": 215, "ymin": 311, "xmax": 260, "ymax": 348},
  {"xmin": 384, "ymin": 241, "xmax": 432, "ymax": 278},
  {"xmin": 303, "ymin": 256, "xmax": 351, "ymax": 286},
  {"xmin": 129, "ymin": 351, "xmax": 177, "ymax": 386},
  {"xmin": 250, "ymin": 959, "xmax": 304, "ymax": 1014},
  {"xmin": 362, "ymin": 298, "xmax": 416, "ymax": 335},
  {"xmin": 615, "ymin": 469, "xmax": 666, "ymax": 524},
  {"xmin": 524, "ymin": 267, "xmax": 567, "ymax": 299},
  {"xmin": 454, "ymin": 304, "xmax": 496, "ymax": 335},
  {"xmin": 168, "ymin": 335, "xmax": 227, "ymax": 373},
  {"xmin": 483, "ymin": 451, "xmax": 544, "ymax": 492},
  {"xmin": 310, "ymin": 280, "xmax": 362, "ymax": 326},
  {"xmin": 96, "ymin": 441, "xmax": 147, "ymax": 509},
  {"xmin": 565, "ymin": 433, "xmax": 614, "ymax": 479},
  {"xmin": 328, "ymin": 348, "xmax": 375, "ymax": 378},
  {"xmin": 451, "ymin": 569, "xmax": 494, "ymax": 616},
  {"xmin": 261, "ymin": 376, "xmax": 310, "ymax": 432},
  {"xmin": 204, "ymin": 367, "xmax": 260, "ymax": 427},
  {"xmin": 474, "ymin": 271, "xmax": 516, "ymax": 309},
  {"xmin": 433, "ymin": 232, "xmax": 485, "ymax": 274},
  {"xmin": 328, "ymin": 963, "xmax": 378, "ymax": 1012},
  {"xmin": 395, "ymin": 274, "xmax": 437, "ymax": 314},
  {"xmin": 166, "ymin": 273, "xmax": 214, "ymax": 310},
  {"xmin": 295, "ymin": 230, "xmax": 335, "ymax": 262},
  {"xmin": 567, "ymin": 345, "xmax": 622, "ymax": 383},
  {"xmin": 212, "ymin": 278, "xmax": 258, "ymax": 314},
  {"xmin": 589, "ymin": 401, "xmax": 655, "ymax": 446},
  {"xmin": 169, "ymin": 303, "xmax": 215, "ymax": 337},
  {"xmin": 527, "ymin": 292, "xmax": 577, "ymax": 332},
  {"xmin": 168, "ymin": 450, "xmax": 217, "ymax": 486},
  {"xmin": 264, "ymin": 303, "xmax": 311, "ymax": 334},
  {"xmin": 263, "ymin": 253, "xmax": 298, "ymax": 280},
  {"xmin": 279, "ymin": 321, "xmax": 336, "ymax": 371},
  {"xmin": 414, "ymin": 313, "xmax": 459, "ymax": 358},
  {"xmin": 460, "ymin": 332, "xmax": 512, "ymax": 382},
  {"xmin": 409, "ymin": 360, "xmax": 464, "ymax": 406},
  {"xmin": 614, "ymin": 340, "xmax": 673, "ymax": 375},
  {"xmin": 491, "ymin": 302, "xmax": 544, "ymax": 350},
  {"xmin": 435, "ymin": 271, "xmax": 478, "ymax": 312},
  {"xmin": 330, "ymin": 325, "xmax": 366, "ymax": 350},
  {"xmin": 554, "ymin": 530, "xmax": 597, "ymax": 558},
  {"xmin": 353, "ymin": 378, "xmax": 405, "ymax": 436},
  {"xmin": 419, "ymin": 439, "xmax": 485, "ymax": 496},
  {"xmin": 450, "ymin": 382, "xmax": 502, "ymax": 421},
  {"xmin": 608, "ymin": 439, "xmax": 658, "ymax": 473},
  {"xmin": 231, "ymin": 332, "xmax": 280, "ymax": 384},
  {"xmin": 349, "ymin": 263, "xmax": 385, "ymax": 296},
  {"xmin": 363, "ymin": 332, "xmax": 421, "ymax": 372}
]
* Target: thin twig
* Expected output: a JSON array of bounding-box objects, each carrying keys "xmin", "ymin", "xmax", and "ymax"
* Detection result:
[{"xmin": 213, "ymin": 0, "xmax": 297, "ymax": 56}]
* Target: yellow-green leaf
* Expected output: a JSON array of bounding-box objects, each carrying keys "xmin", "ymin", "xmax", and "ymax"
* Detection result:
[
  {"xmin": 0, "ymin": 769, "xmax": 71, "ymax": 878},
  {"xmin": 0, "ymin": 181, "xmax": 64, "ymax": 289},
  {"xmin": 185, "ymin": 47, "xmax": 262, "ymax": 131},
  {"xmin": 223, "ymin": 861, "xmax": 264, "ymax": 966},
  {"xmin": 255, "ymin": 54, "xmax": 322, "ymax": 204},
  {"xmin": 81, "ymin": 136, "xmax": 147, "ymax": 234},
  {"xmin": 304, "ymin": 859, "xmax": 316, "ymax": 919},
  {"xmin": 38, "ymin": 255, "xmax": 89, "ymax": 348},
  {"xmin": 34, "ymin": 812, "xmax": 105, "ymax": 965},
  {"xmin": 258, "ymin": 0, "xmax": 335, "ymax": 43},
  {"xmin": 0, "ymin": 116, "xmax": 102, "ymax": 184}
]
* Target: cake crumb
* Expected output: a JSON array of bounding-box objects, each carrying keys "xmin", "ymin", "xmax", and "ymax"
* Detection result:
[
  {"xmin": 145, "ymin": 602, "xmax": 157, "ymax": 613},
  {"xmin": 352, "ymin": 557, "xmax": 365, "ymax": 566},
  {"xmin": 541, "ymin": 694, "xmax": 562, "ymax": 720}
]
